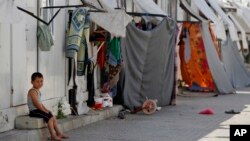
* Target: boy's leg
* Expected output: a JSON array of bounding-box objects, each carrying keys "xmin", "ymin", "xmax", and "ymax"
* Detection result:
[
  {"xmin": 52, "ymin": 117, "xmax": 69, "ymax": 138},
  {"xmin": 48, "ymin": 118, "xmax": 62, "ymax": 141}
]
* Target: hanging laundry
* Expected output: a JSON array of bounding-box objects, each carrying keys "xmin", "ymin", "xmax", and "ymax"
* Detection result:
[
  {"xmin": 66, "ymin": 8, "xmax": 89, "ymax": 58},
  {"xmin": 77, "ymin": 29, "xmax": 89, "ymax": 76},
  {"xmin": 109, "ymin": 64, "xmax": 121, "ymax": 88},
  {"xmin": 86, "ymin": 61, "xmax": 95, "ymax": 107},
  {"xmin": 108, "ymin": 37, "xmax": 121, "ymax": 66},
  {"xmin": 97, "ymin": 42, "xmax": 106, "ymax": 69},
  {"xmin": 37, "ymin": 24, "xmax": 54, "ymax": 51}
]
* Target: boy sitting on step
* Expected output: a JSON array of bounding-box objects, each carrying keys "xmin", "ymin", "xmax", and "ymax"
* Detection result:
[{"xmin": 27, "ymin": 72, "xmax": 68, "ymax": 141}]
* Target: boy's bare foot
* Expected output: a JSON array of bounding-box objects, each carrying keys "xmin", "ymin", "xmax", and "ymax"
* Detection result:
[
  {"xmin": 57, "ymin": 134, "xmax": 69, "ymax": 139},
  {"xmin": 50, "ymin": 136, "xmax": 62, "ymax": 141}
]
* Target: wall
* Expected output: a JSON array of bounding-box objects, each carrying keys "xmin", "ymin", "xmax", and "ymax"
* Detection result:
[{"xmin": 0, "ymin": 0, "xmax": 67, "ymax": 133}]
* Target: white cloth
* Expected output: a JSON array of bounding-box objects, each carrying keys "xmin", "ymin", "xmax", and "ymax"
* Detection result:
[
  {"xmin": 207, "ymin": 0, "xmax": 238, "ymax": 41},
  {"xmin": 0, "ymin": 0, "xmax": 22, "ymax": 24},
  {"xmin": 85, "ymin": 0, "xmax": 132, "ymax": 37},
  {"xmin": 134, "ymin": 0, "xmax": 167, "ymax": 24},
  {"xmin": 193, "ymin": 0, "xmax": 227, "ymax": 41}
]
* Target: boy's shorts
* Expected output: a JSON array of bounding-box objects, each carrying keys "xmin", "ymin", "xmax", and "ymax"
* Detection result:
[{"xmin": 29, "ymin": 109, "xmax": 53, "ymax": 123}]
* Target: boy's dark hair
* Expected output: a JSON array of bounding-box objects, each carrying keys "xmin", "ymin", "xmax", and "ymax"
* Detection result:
[{"xmin": 31, "ymin": 72, "xmax": 43, "ymax": 81}]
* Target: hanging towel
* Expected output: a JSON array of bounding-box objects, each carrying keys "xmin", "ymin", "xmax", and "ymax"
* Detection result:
[{"xmin": 37, "ymin": 24, "xmax": 54, "ymax": 51}]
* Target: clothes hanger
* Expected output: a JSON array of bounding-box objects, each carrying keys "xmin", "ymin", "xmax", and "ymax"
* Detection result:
[
  {"xmin": 17, "ymin": 6, "xmax": 61, "ymax": 26},
  {"xmin": 126, "ymin": 12, "xmax": 167, "ymax": 18},
  {"xmin": 17, "ymin": 0, "xmax": 106, "ymax": 26}
]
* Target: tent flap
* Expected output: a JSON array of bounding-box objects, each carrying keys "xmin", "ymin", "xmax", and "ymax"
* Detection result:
[
  {"xmin": 123, "ymin": 19, "xmax": 176, "ymax": 110},
  {"xmin": 201, "ymin": 22, "xmax": 234, "ymax": 94}
]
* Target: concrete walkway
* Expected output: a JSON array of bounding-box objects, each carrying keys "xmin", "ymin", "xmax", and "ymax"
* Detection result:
[
  {"xmin": 1, "ymin": 92, "xmax": 250, "ymax": 141},
  {"xmin": 63, "ymin": 92, "xmax": 250, "ymax": 141}
]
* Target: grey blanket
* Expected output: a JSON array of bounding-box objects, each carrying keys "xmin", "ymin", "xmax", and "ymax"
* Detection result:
[{"xmin": 123, "ymin": 19, "xmax": 176, "ymax": 110}]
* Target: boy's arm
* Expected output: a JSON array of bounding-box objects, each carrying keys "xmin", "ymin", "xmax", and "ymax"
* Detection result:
[
  {"xmin": 41, "ymin": 104, "xmax": 50, "ymax": 113},
  {"xmin": 29, "ymin": 90, "xmax": 49, "ymax": 113}
]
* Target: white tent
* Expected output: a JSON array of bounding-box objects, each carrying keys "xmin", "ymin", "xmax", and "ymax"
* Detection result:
[
  {"xmin": 207, "ymin": 0, "xmax": 239, "ymax": 41},
  {"xmin": 85, "ymin": 0, "xmax": 132, "ymax": 37},
  {"xmin": 193, "ymin": 0, "xmax": 227, "ymax": 41},
  {"xmin": 133, "ymin": 0, "xmax": 167, "ymax": 24}
]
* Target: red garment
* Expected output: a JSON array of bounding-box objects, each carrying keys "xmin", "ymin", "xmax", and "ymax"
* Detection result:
[
  {"xmin": 199, "ymin": 108, "xmax": 215, "ymax": 115},
  {"xmin": 97, "ymin": 43, "xmax": 106, "ymax": 69}
]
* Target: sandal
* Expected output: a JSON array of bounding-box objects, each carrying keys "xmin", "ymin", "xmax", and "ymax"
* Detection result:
[{"xmin": 225, "ymin": 109, "xmax": 240, "ymax": 114}]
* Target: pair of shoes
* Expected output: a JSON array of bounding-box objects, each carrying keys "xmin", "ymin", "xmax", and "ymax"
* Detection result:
[{"xmin": 225, "ymin": 109, "xmax": 240, "ymax": 114}]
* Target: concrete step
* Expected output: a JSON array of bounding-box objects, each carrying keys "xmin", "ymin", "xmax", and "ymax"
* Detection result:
[
  {"xmin": 15, "ymin": 116, "xmax": 46, "ymax": 129},
  {"xmin": 0, "ymin": 105, "xmax": 123, "ymax": 141}
]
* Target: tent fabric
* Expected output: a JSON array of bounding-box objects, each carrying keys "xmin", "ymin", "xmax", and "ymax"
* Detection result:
[
  {"xmin": 123, "ymin": 18, "xmax": 176, "ymax": 110},
  {"xmin": 232, "ymin": 2, "xmax": 250, "ymax": 27},
  {"xmin": 133, "ymin": 0, "xmax": 167, "ymax": 24},
  {"xmin": 230, "ymin": 2, "xmax": 250, "ymax": 30},
  {"xmin": 201, "ymin": 22, "xmax": 235, "ymax": 94},
  {"xmin": 85, "ymin": 0, "xmax": 132, "ymax": 37},
  {"xmin": 221, "ymin": 35, "xmax": 250, "ymax": 88},
  {"xmin": 193, "ymin": 0, "xmax": 227, "ymax": 41},
  {"xmin": 0, "ymin": 0, "xmax": 22, "ymax": 24},
  {"xmin": 231, "ymin": 12, "xmax": 250, "ymax": 33},
  {"xmin": 180, "ymin": 0, "xmax": 206, "ymax": 22},
  {"xmin": 184, "ymin": 30, "xmax": 191, "ymax": 62},
  {"xmin": 207, "ymin": 0, "xmax": 238, "ymax": 41},
  {"xmin": 228, "ymin": 13, "xmax": 248, "ymax": 50},
  {"xmin": 179, "ymin": 22, "xmax": 215, "ymax": 91}
]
